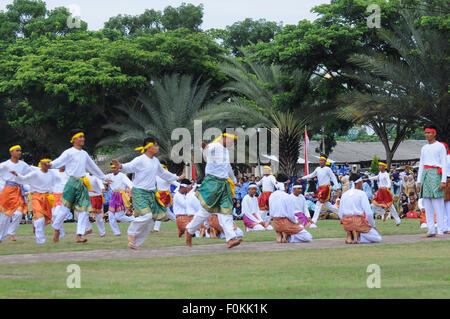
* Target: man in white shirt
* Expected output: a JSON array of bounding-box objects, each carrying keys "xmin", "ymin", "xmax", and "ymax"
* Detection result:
[
  {"xmin": 0, "ymin": 145, "xmax": 33, "ymax": 242},
  {"xmin": 416, "ymin": 126, "xmax": 447, "ymax": 237},
  {"xmin": 442, "ymin": 142, "xmax": 450, "ymax": 233},
  {"xmin": 85, "ymin": 173, "xmax": 107, "ymax": 237},
  {"xmin": 51, "ymin": 166, "xmax": 69, "ymax": 239},
  {"xmin": 256, "ymin": 166, "xmax": 277, "ymax": 223},
  {"xmin": 270, "ymin": 174, "xmax": 312, "ymax": 243},
  {"xmin": 185, "ymin": 132, "xmax": 243, "ymax": 249},
  {"xmin": 173, "ymin": 179, "xmax": 192, "ymax": 238},
  {"xmin": 290, "ymin": 182, "xmax": 313, "ymax": 228},
  {"xmin": 104, "ymin": 164, "xmax": 134, "ymax": 236},
  {"xmin": 43, "ymin": 129, "xmax": 107, "ymax": 243},
  {"xmin": 112, "ymin": 137, "xmax": 184, "ymax": 250},
  {"xmin": 299, "ymin": 155, "xmax": 338, "ymax": 227},
  {"xmin": 242, "ymin": 183, "xmax": 273, "ymax": 232},
  {"xmin": 339, "ymin": 173, "xmax": 382, "ymax": 244},
  {"xmin": 368, "ymin": 161, "xmax": 401, "ymax": 226},
  {"xmin": 12, "ymin": 159, "xmax": 56, "ymax": 244}
]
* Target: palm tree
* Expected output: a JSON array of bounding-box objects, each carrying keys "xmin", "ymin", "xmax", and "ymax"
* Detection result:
[
  {"xmin": 98, "ymin": 73, "xmax": 213, "ymax": 173},
  {"xmin": 339, "ymin": 4, "xmax": 449, "ymax": 167},
  {"xmin": 196, "ymin": 56, "xmax": 309, "ymax": 176}
]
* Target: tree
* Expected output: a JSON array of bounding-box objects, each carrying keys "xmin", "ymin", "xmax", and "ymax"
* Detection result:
[
  {"xmin": 370, "ymin": 155, "xmax": 380, "ymax": 174},
  {"xmin": 161, "ymin": 3, "xmax": 203, "ymax": 32}
]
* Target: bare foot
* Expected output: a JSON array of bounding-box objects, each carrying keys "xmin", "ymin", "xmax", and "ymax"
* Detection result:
[
  {"xmin": 128, "ymin": 243, "xmax": 142, "ymax": 250},
  {"xmin": 127, "ymin": 235, "xmax": 136, "ymax": 245},
  {"xmin": 227, "ymin": 238, "xmax": 242, "ymax": 249},
  {"xmin": 53, "ymin": 230, "xmax": 60, "ymax": 243},
  {"xmin": 423, "ymin": 233, "xmax": 436, "ymax": 238},
  {"xmin": 75, "ymin": 235, "xmax": 87, "ymax": 243},
  {"xmin": 185, "ymin": 232, "xmax": 193, "ymax": 247},
  {"xmin": 84, "ymin": 230, "xmax": 93, "ymax": 236},
  {"xmin": 7, "ymin": 235, "xmax": 16, "ymax": 241}
]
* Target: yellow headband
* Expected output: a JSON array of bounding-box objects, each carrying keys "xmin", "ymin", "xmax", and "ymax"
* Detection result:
[
  {"xmin": 379, "ymin": 162, "xmax": 387, "ymax": 167},
  {"xmin": 212, "ymin": 133, "xmax": 238, "ymax": 143},
  {"xmin": 135, "ymin": 142, "xmax": 154, "ymax": 154},
  {"xmin": 9, "ymin": 145, "xmax": 21, "ymax": 152},
  {"xmin": 320, "ymin": 156, "xmax": 327, "ymax": 160},
  {"xmin": 38, "ymin": 158, "xmax": 51, "ymax": 168},
  {"xmin": 263, "ymin": 166, "xmax": 271, "ymax": 170},
  {"xmin": 70, "ymin": 132, "xmax": 84, "ymax": 143},
  {"xmin": 110, "ymin": 164, "xmax": 116, "ymax": 168},
  {"xmin": 326, "ymin": 162, "xmax": 330, "ymax": 165}
]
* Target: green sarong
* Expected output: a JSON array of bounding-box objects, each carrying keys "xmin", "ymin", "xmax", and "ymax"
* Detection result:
[
  {"xmin": 61, "ymin": 177, "xmax": 93, "ymax": 213},
  {"xmin": 420, "ymin": 168, "xmax": 444, "ymax": 199},
  {"xmin": 195, "ymin": 175, "xmax": 233, "ymax": 215},
  {"xmin": 131, "ymin": 187, "xmax": 166, "ymax": 220}
]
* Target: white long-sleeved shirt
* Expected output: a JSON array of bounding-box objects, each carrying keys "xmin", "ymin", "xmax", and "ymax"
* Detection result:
[
  {"xmin": 447, "ymin": 154, "xmax": 450, "ymax": 177},
  {"xmin": 121, "ymin": 154, "xmax": 178, "ymax": 191},
  {"xmin": 0, "ymin": 159, "xmax": 33, "ymax": 182},
  {"xmin": 15, "ymin": 169, "xmax": 56, "ymax": 193},
  {"xmin": 186, "ymin": 190, "xmax": 201, "ymax": 216},
  {"xmin": 156, "ymin": 176, "xmax": 180, "ymax": 192},
  {"xmin": 269, "ymin": 190, "xmax": 298, "ymax": 224},
  {"xmin": 302, "ymin": 166, "xmax": 338, "ymax": 186},
  {"xmin": 241, "ymin": 194, "xmax": 263, "ymax": 223},
  {"xmin": 418, "ymin": 141, "xmax": 447, "ymax": 183},
  {"xmin": 369, "ymin": 171, "xmax": 392, "ymax": 188},
  {"xmin": 87, "ymin": 174, "xmax": 104, "ymax": 196},
  {"xmin": 105, "ymin": 172, "xmax": 133, "ymax": 192},
  {"xmin": 257, "ymin": 175, "xmax": 277, "ymax": 192},
  {"xmin": 173, "ymin": 192, "xmax": 187, "ymax": 216},
  {"xmin": 338, "ymin": 188, "xmax": 375, "ymax": 228},
  {"xmin": 290, "ymin": 193, "xmax": 310, "ymax": 218},
  {"xmin": 52, "ymin": 170, "xmax": 69, "ymax": 193},
  {"xmin": 50, "ymin": 147, "xmax": 105, "ymax": 180},
  {"xmin": 203, "ymin": 142, "xmax": 237, "ymax": 183}
]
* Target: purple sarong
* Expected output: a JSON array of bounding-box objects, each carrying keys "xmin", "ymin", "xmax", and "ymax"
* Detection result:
[
  {"xmin": 295, "ymin": 212, "xmax": 309, "ymax": 226},
  {"xmin": 109, "ymin": 191, "xmax": 125, "ymax": 213}
]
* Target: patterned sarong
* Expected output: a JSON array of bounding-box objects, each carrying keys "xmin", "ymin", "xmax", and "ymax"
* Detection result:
[
  {"xmin": 420, "ymin": 168, "xmax": 444, "ymax": 199},
  {"xmin": 176, "ymin": 215, "xmax": 194, "ymax": 233},
  {"xmin": 32, "ymin": 192, "xmax": 53, "ymax": 225},
  {"xmin": 196, "ymin": 175, "xmax": 233, "ymax": 215},
  {"xmin": 61, "ymin": 177, "xmax": 93, "ymax": 213},
  {"xmin": 372, "ymin": 187, "xmax": 393, "ymax": 208},
  {"xmin": 109, "ymin": 191, "xmax": 126, "ymax": 213},
  {"xmin": 272, "ymin": 217, "xmax": 303, "ymax": 235},
  {"xmin": 0, "ymin": 183, "xmax": 27, "ymax": 216},
  {"xmin": 156, "ymin": 190, "xmax": 173, "ymax": 207},
  {"xmin": 316, "ymin": 185, "xmax": 331, "ymax": 204},
  {"xmin": 89, "ymin": 195, "xmax": 103, "ymax": 214},
  {"xmin": 53, "ymin": 193, "xmax": 63, "ymax": 207},
  {"xmin": 131, "ymin": 187, "xmax": 166, "ymax": 220},
  {"xmin": 444, "ymin": 177, "xmax": 450, "ymax": 201},
  {"xmin": 341, "ymin": 215, "xmax": 371, "ymax": 233},
  {"xmin": 257, "ymin": 192, "xmax": 272, "ymax": 210},
  {"xmin": 295, "ymin": 212, "xmax": 312, "ymax": 227}
]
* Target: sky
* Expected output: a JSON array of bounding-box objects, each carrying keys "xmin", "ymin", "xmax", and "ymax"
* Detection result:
[{"xmin": 0, "ymin": 0, "xmax": 330, "ymax": 30}]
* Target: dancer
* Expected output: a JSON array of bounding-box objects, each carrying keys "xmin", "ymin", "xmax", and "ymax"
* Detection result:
[
  {"xmin": 290, "ymin": 182, "xmax": 313, "ymax": 228},
  {"xmin": 111, "ymin": 137, "xmax": 184, "ymax": 250},
  {"xmin": 85, "ymin": 173, "xmax": 106, "ymax": 237},
  {"xmin": 299, "ymin": 155, "xmax": 338, "ymax": 228},
  {"xmin": 0, "ymin": 145, "xmax": 33, "ymax": 242},
  {"xmin": 11, "ymin": 159, "xmax": 56, "ymax": 244},
  {"xmin": 269, "ymin": 173, "xmax": 312, "ymax": 243},
  {"xmin": 43, "ymin": 129, "xmax": 107, "ymax": 243},
  {"xmin": 257, "ymin": 166, "xmax": 277, "ymax": 223},
  {"xmin": 186, "ymin": 179, "xmax": 210, "ymax": 238},
  {"xmin": 441, "ymin": 142, "xmax": 450, "ymax": 234},
  {"xmin": 152, "ymin": 164, "xmax": 179, "ymax": 233},
  {"xmin": 173, "ymin": 179, "xmax": 192, "ymax": 238},
  {"xmin": 184, "ymin": 132, "xmax": 243, "ymax": 249},
  {"xmin": 416, "ymin": 126, "xmax": 447, "ymax": 237},
  {"xmin": 242, "ymin": 183, "xmax": 273, "ymax": 232},
  {"xmin": 51, "ymin": 166, "xmax": 69, "ymax": 239},
  {"xmin": 338, "ymin": 173, "xmax": 382, "ymax": 244},
  {"xmin": 104, "ymin": 163, "xmax": 134, "ymax": 236},
  {"xmin": 368, "ymin": 161, "xmax": 402, "ymax": 226}
]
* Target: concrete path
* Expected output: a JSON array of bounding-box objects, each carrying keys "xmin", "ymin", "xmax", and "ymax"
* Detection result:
[{"xmin": 0, "ymin": 234, "xmax": 448, "ymax": 264}]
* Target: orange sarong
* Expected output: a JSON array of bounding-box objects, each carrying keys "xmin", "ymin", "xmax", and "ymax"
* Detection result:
[
  {"xmin": 272, "ymin": 217, "xmax": 303, "ymax": 235},
  {"xmin": 341, "ymin": 215, "xmax": 371, "ymax": 233},
  {"xmin": 0, "ymin": 185, "xmax": 27, "ymax": 216},
  {"xmin": 32, "ymin": 192, "xmax": 53, "ymax": 225}
]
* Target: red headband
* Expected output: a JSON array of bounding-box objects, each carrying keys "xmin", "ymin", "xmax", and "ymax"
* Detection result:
[{"xmin": 424, "ymin": 128, "xmax": 436, "ymax": 133}]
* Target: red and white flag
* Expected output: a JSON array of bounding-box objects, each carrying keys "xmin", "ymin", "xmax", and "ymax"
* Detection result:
[{"xmin": 304, "ymin": 127, "xmax": 309, "ymax": 175}]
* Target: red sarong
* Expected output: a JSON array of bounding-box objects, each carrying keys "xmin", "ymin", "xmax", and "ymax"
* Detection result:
[
  {"xmin": 372, "ymin": 187, "xmax": 393, "ymax": 208},
  {"xmin": 90, "ymin": 195, "xmax": 103, "ymax": 214},
  {"xmin": 53, "ymin": 193, "xmax": 63, "ymax": 207},
  {"xmin": 156, "ymin": 190, "xmax": 173, "ymax": 207},
  {"xmin": 258, "ymin": 192, "xmax": 272, "ymax": 210},
  {"xmin": 316, "ymin": 185, "xmax": 331, "ymax": 204}
]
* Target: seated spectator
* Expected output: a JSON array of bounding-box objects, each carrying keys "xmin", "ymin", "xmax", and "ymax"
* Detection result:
[
  {"xmin": 233, "ymin": 199, "xmax": 243, "ymax": 220},
  {"xmin": 400, "ymin": 193, "xmax": 409, "ymax": 218}
]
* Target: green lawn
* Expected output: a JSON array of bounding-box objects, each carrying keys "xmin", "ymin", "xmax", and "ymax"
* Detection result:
[
  {"xmin": 0, "ymin": 218, "xmax": 429, "ymax": 255},
  {"xmin": 0, "ymin": 241, "xmax": 448, "ymax": 298}
]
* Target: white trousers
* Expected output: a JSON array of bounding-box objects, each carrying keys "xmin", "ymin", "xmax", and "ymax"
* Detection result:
[
  {"xmin": 372, "ymin": 204, "xmax": 401, "ymax": 225},
  {"xmin": 33, "ymin": 217, "xmax": 46, "ymax": 244},
  {"xmin": 259, "ymin": 210, "xmax": 271, "ymax": 223},
  {"xmin": 359, "ymin": 228, "xmax": 382, "ymax": 244},
  {"xmin": 0, "ymin": 212, "xmax": 11, "ymax": 241},
  {"xmin": 7, "ymin": 210, "xmax": 23, "ymax": 236},
  {"xmin": 246, "ymin": 224, "xmax": 266, "ymax": 232},
  {"xmin": 153, "ymin": 220, "xmax": 161, "ymax": 231},
  {"xmin": 444, "ymin": 201, "xmax": 450, "ymax": 232},
  {"xmin": 109, "ymin": 210, "xmax": 135, "ymax": 235},
  {"xmin": 85, "ymin": 214, "xmax": 105, "ymax": 236},
  {"xmin": 127, "ymin": 213, "xmax": 154, "ymax": 247},
  {"xmin": 422, "ymin": 198, "xmax": 445, "ymax": 235},
  {"xmin": 288, "ymin": 229, "xmax": 313, "ymax": 243},
  {"xmin": 76, "ymin": 211, "xmax": 89, "ymax": 236},
  {"xmin": 312, "ymin": 201, "xmax": 338, "ymax": 223},
  {"xmin": 52, "ymin": 204, "xmax": 70, "ymax": 233},
  {"xmin": 186, "ymin": 207, "xmax": 237, "ymax": 242}
]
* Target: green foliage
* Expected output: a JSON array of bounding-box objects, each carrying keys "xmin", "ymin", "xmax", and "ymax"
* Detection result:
[{"xmin": 370, "ymin": 155, "xmax": 380, "ymax": 174}]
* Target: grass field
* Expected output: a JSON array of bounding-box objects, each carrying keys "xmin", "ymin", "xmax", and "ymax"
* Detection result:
[
  {"xmin": 0, "ymin": 240, "xmax": 449, "ymax": 298},
  {"xmin": 0, "ymin": 218, "xmax": 431, "ymax": 255}
]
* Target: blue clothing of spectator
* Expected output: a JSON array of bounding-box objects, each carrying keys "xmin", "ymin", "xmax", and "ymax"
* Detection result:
[
  {"xmin": 102, "ymin": 189, "xmax": 112, "ymax": 207},
  {"xmin": 234, "ymin": 184, "xmax": 243, "ymax": 200}
]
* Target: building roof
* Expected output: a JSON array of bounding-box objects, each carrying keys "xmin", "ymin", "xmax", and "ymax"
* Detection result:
[{"xmin": 301, "ymin": 140, "xmax": 427, "ymax": 164}]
